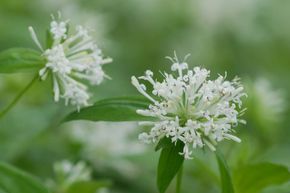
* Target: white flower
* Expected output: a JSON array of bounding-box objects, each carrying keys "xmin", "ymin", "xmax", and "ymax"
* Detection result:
[
  {"xmin": 29, "ymin": 14, "xmax": 112, "ymax": 111},
  {"xmin": 50, "ymin": 160, "xmax": 92, "ymax": 191},
  {"xmin": 50, "ymin": 20, "xmax": 67, "ymax": 40},
  {"xmin": 54, "ymin": 160, "xmax": 91, "ymax": 182},
  {"xmin": 132, "ymin": 53, "xmax": 246, "ymax": 159},
  {"xmin": 67, "ymin": 121, "xmax": 146, "ymax": 158},
  {"xmin": 252, "ymin": 78, "xmax": 286, "ymax": 122}
]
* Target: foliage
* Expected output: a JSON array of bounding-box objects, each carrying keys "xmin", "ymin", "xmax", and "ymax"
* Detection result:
[
  {"xmin": 0, "ymin": 48, "xmax": 44, "ymax": 73},
  {"xmin": 64, "ymin": 96, "xmax": 151, "ymax": 122},
  {"xmin": 0, "ymin": 1, "xmax": 290, "ymax": 193},
  {"xmin": 0, "ymin": 162, "xmax": 48, "ymax": 193}
]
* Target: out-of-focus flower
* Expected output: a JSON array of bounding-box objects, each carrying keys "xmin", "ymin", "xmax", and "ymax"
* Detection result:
[
  {"xmin": 132, "ymin": 53, "xmax": 246, "ymax": 159},
  {"xmin": 67, "ymin": 121, "xmax": 146, "ymax": 158},
  {"xmin": 196, "ymin": 0, "xmax": 256, "ymax": 28},
  {"xmin": 250, "ymin": 78, "xmax": 286, "ymax": 123},
  {"xmin": 47, "ymin": 160, "xmax": 92, "ymax": 192},
  {"xmin": 29, "ymin": 13, "xmax": 112, "ymax": 110},
  {"xmin": 65, "ymin": 121, "xmax": 146, "ymax": 179}
]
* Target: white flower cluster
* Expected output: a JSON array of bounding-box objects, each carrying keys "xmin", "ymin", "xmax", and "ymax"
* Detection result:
[
  {"xmin": 29, "ymin": 14, "xmax": 112, "ymax": 110},
  {"xmin": 51, "ymin": 160, "xmax": 92, "ymax": 191},
  {"xmin": 54, "ymin": 160, "xmax": 91, "ymax": 181},
  {"xmin": 68, "ymin": 121, "xmax": 146, "ymax": 158},
  {"xmin": 252, "ymin": 78, "xmax": 286, "ymax": 122},
  {"xmin": 132, "ymin": 54, "xmax": 246, "ymax": 159}
]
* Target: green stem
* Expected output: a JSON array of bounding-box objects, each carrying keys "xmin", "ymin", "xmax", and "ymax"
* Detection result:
[
  {"xmin": 176, "ymin": 163, "xmax": 184, "ymax": 193},
  {"xmin": 0, "ymin": 74, "xmax": 38, "ymax": 119}
]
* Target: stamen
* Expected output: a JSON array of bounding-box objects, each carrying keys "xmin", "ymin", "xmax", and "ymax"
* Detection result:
[{"xmin": 28, "ymin": 26, "xmax": 44, "ymax": 51}]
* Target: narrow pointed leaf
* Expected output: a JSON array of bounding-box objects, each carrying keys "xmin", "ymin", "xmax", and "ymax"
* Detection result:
[
  {"xmin": 216, "ymin": 151, "xmax": 235, "ymax": 193},
  {"xmin": 0, "ymin": 48, "xmax": 44, "ymax": 73},
  {"xmin": 64, "ymin": 96, "xmax": 152, "ymax": 122},
  {"xmin": 0, "ymin": 162, "xmax": 48, "ymax": 193},
  {"xmin": 155, "ymin": 137, "xmax": 172, "ymax": 152},
  {"xmin": 157, "ymin": 141, "xmax": 184, "ymax": 193}
]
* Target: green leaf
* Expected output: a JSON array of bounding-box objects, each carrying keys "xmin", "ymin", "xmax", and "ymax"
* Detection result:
[
  {"xmin": 0, "ymin": 162, "xmax": 48, "ymax": 193},
  {"xmin": 155, "ymin": 137, "xmax": 172, "ymax": 152},
  {"xmin": 234, "ymin": 162, "xmax": 290, "ymax": 193},
  {"xmin": 63, "ymin": 96, "xmax": 153, "ymax": 122},
  {"xmin": 0, "ymin": 48, "xmax": 44, "ymax": 73},
  {"xmin": 216, "ymin": 151, "xmax": 235, "ymax": 193},
  {"xmin": 157, "ymin": 140, "xmax": 184, "ymax": 193},
  {"xmin": 67, "ymin": 180, "xmax": 111, "ymax": 193}
]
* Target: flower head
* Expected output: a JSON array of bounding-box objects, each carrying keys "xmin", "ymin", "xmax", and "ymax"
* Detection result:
[
  {"xmin": 54, "ymin": 160, "xmax": 91, "ymax": 183},
  {"xmin": 47, "ymin": 160, "xmax": 92, "ymax": 192},
  {"xmin": 29, "ymin": 14, "xmax": 112, "ymax": 110},
  {"xmin": 132, "ymin": 53, "xmax": 246, "ymax": 159},
  {"xmin": 67, "ymin": 121, "xmax": 146, "ymax": 158},
  {"xmin": 252, "ymin": 78, "xmax": 286, "ymax": 122}
]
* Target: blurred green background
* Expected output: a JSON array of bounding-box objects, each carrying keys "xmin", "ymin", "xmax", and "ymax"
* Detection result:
[{"xmin": 0, "ymin": 0, "xmax": 290, "ymax": 193}]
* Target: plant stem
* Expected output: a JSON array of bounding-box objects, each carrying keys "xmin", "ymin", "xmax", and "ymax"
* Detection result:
[
  {"xmin": 176, "ymin": 163, "xmax": 184, "ymax": 193},
  {"xmin": 0, "ymin": 74, "xmax": 38, "ymax": 119}
]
